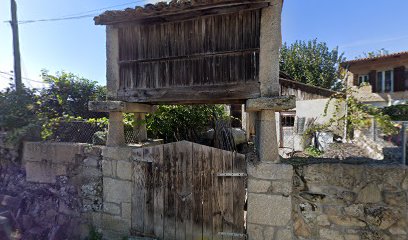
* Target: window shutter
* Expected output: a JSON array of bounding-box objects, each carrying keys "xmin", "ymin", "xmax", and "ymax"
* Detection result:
[
  {"xmin": 394, "ymin": 66, "xmax": 406, "ymax": 92},
  {"xmin": 353, "ymin": 74, "xmax": 359, "ymax": 86},
  {"xmin": 369, "ymin": 70, "xmax": 377, "ymax": 92}
]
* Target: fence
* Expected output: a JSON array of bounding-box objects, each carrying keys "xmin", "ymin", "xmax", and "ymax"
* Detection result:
[
  {"xmin": 45, "ymin": 121, "xmax": 142, "ymax": 145},
  {"xmin": 360, "ymin": 118, "xmax": 408, "ymax": 164}
]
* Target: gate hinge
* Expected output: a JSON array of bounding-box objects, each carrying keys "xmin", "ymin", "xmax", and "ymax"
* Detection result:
[
  {"xmin": 218, "ymin": 232, "xmax": 247, "ymax": 238},
  {"xmin": 216, "ymin": 172, "xmax": 247, "ymax": 177}
]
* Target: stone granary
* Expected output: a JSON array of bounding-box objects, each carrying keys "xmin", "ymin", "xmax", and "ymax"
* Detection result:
[{"xmin": 90, "ymin": 0, "xmax": 295, "ymax": 239}]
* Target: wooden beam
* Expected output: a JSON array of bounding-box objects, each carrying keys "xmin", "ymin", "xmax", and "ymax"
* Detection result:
[
  {"xmin": 116, "ymin": 83, "xmax": 261, "ymax": 104},
  {"xmin": 119, "ymin": 48, "xmax": 259, "ymax": 64}
]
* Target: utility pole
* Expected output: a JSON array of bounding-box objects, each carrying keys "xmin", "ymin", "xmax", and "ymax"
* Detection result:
[{"xmin": 10, "ymin": 0, "xmax": 22, "ymax": 92}]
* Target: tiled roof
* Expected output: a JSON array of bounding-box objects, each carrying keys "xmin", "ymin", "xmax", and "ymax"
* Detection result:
[
  {"xmin": 94, "ymin": 0, "xmax": 269, "ymax": 25},
  {"xmin": 341, "ymin": 51, "xmax": 408, "ymax": 67}
]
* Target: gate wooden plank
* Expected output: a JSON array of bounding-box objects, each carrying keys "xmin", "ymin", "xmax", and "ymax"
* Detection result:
[
  {"xmin": 184, "ymin": 142, "xmax": 194, "ymax": 239},
  {"xmin": 222, "ymin": 150, "xmax": 234, "ymax": 240},
  {"xmin": 232, "ymin": 153, "xmax": 246, "ymax": 237},
  {"xmin": 153, "ymin": 145, "xmax": 164, "ymax": 239},
  {"xmin": 192, "ymin": 143, "xmax": 203, "ymax": 240},
  {"xmin": 144, "ymin": 147, "xmax": 155, "ymax": 236},
  {"xmin": 175, "ymin": 142, "xmax": 186, "ymax": 240},
  {"xmin": 132, "ymin": 148, "xmax": 145, "ymax": 234},
  {"xmin": 212, "ymin": 148, "xmax": 224, "ymax": 240},
  {"xmin": 202, "ymin": 145, "xmax": 213, "ymax": 239},
  {"xmin": 163, "ymin": 143, "xmax": 176, "ymax": 239}
]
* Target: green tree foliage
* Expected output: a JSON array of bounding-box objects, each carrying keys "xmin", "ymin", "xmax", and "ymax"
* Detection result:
[
  {"xmin": 324, "ymin": 88, "xmax": 397, "ymax": 139},
  {"xmin": 38, "ymin": 70, "xmax": 107, "ymax": 119},
  {"xmin": 146, "ymin": 105, "xmax": 227, "ymax": 143},
  {"xmin": 382, "ymin": 104, "xmax": 408, "ymax": 121},
  {"xmin": 280, "ymin": 39, "xmax": 345, "ymax": 90},
  {"xmin": 360, "ymin": 48, "xmax": 389, "ymax": 58},
  {"xmin": 0, "ymin": 86, "xmax": 41, "ymax": 144}
]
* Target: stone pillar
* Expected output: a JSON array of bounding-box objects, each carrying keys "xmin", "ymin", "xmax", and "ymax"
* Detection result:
[
  {"xmin": 107, "ymin": 112, "xmax": 125, "ymax": 147},
  {"xmin": 246, "ymin": 1, "xmax": 295, "ymax": 239},
  {"xmin": 247, "ymin": 163, "xmax": 294, "ymax": 240},
  {"xmin": 133, "ymin": 113, "xmax": 147, "ymax": 142},
  {"xmin": 106, "ymin": 26, "xmax": 120, "ymax": 100},
  {"xmin": 256, "ymin": 110, "xmax": 279, "ymax": 162},
  {"xmin": 256, "ymin": 0, "xmax": 284, "ymax": 163},
  {"xmin": 259, "ymin": 0, "xmax": 282, "ymax": 97}
]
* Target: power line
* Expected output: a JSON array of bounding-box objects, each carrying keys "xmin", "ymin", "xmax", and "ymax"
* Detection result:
[
  {"xmin": 0, "ymin": 71, "xmax": 47, "ymax": 84},
  {"xmin": 61, "ymin": 1, "xmax": 146, "ymax": 18},
  {"xmin": 4, "ymin": 0, "xmax": 150, "ymax": 25},
  {"xmin": 18, "ymin": 14, "xmax": 95, "ymax": 24}
]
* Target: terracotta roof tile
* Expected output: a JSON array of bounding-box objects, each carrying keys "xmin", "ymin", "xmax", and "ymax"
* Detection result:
[
  {"xmin": 94, "ymin": 0, "xmax": 269, "ymax": 25},
  {"xmin": 341, "ymin": 51, "xmax": 408, "ymax": 67}
]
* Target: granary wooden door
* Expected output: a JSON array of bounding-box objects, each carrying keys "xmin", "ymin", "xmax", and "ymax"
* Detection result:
[{"xmin": 131, "ymin": 141, "xmax": 247, "ymax": 240}]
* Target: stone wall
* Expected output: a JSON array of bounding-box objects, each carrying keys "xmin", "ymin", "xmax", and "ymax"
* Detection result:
[
  {"xmin": 0, "ymin": 142, "xmax": 103, "ymax": 239},
  {"xmin": 292, "ymin": 163, "xmax": 408, "ymax": 240}
]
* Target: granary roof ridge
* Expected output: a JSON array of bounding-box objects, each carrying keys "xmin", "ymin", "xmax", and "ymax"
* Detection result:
[{"xmin": 94, "ymin": 0, "xmax": 270, "ymax": 25}]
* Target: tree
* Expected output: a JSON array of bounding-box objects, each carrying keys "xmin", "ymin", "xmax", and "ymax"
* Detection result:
[
  {"xmin": 38, "ymin": 70, "xmax": 107, "ymax": 119},
  {"xmin": 360, "ymin": 48, "xmax": 389, "ymax": 58},
  {"xmin": 280, "ymin": 39, "xmax": 345, "ymax": 90}
]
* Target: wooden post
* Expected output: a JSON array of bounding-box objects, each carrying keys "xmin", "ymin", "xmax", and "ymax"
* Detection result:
[{"xmin": 10, "ymin": 0, "xmax": 22, "ymax": 92}]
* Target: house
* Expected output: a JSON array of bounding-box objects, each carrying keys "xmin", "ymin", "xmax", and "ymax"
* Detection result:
[
  {"xmin": 276, "ymin": 76, "xmax": 344, "ymax": 153},
  {"xmin": 243, "ymin": 73, "xmax": 344, "ymax": 153},
  {"xmin": 341, "ymin": 51, "xmax": 408, "ymax": 107}
]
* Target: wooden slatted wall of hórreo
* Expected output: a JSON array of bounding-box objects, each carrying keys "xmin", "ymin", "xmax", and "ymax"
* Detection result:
[
  {"xmin": 116, "ymin": 9, "xmax": 261, "ymax": 103},
  {"xmin": 131, "ymin": 141, "xmax": 247, "ymax": 239}
]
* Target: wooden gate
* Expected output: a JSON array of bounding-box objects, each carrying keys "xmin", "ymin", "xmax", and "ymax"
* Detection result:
[{"xmin": 131, "ymin": 141, "xmax": 247, "ymax": 239}]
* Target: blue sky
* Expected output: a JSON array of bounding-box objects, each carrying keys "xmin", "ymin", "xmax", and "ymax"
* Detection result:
[{"xmin": 1, "ymin": 0, "xmax": 408, "ymax": 89}]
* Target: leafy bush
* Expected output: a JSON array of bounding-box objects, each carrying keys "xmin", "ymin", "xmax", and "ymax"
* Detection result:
[
  {"xmin": 305, "ymin": 146, "xmax": 323, "ymax": 157},
  {"xmin": 324, "ymin": 88, "xmax": 397, "ymax": 139},
  {"xmin": 38, "ymin": 70, "xmax": 107, "ymax": 120},
  {"xmin": 146, "ymin": 105, "xmax": 227, "ymax": 143},
  {"xmin": 382, "ymin": 104, "xmax": 408, "ymax": 121},
  {"xmin": 0, "ymin": 86, "xmax": 41, "ymax": 146}
]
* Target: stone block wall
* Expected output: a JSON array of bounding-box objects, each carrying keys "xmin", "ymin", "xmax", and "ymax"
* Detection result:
[
  {"xmin": 0, "ymin": 142, "xmax": 104, "ymax": 239},
  {"xmin": 247, "ymin": 162, "xmax": 294, "ymax": 240},
  {"xmin": 292, "ymin": 163, "xmax": 408, "ymax": 240}
]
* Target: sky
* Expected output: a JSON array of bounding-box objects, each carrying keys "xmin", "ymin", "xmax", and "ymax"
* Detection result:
[{"xmin": 1, "ymin": 0, "xmax": 408, "ymax": 90}]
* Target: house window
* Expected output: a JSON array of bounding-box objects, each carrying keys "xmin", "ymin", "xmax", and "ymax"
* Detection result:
[
  {"xmin": 376, "ymin": 70, "xmax": 394, "ymax": 93},
  {"xmin": 358, "ymin": 75, "xmax": 369, "ymax": 85},
  {"xmin": 281, "ymin": 114, "xmax": 295, "ymax": 127}
]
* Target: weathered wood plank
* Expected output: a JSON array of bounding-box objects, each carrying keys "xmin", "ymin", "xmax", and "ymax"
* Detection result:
[
  {"xmin": 143, "ymin": 147, "xmax": 155, "ymax": 236},
  {"xmin": 192, "ymin": 143, "xmax": 203, "ymax": 240},
  {"xmin": 117, "ymin": 82, "xmax": 260, "ymax": 104},
  {"xmin": 232, "ymin": 153, "xmax": 246, "ymax": 237},
  {"xmin": 212, "ymin": 148, "xmax": 224, "ymax": 240},
  {"xmin": 153, "ymin": 145, "xmax": 165, "ymax": 239},
  {"xmin": 202, "ymin": 144, "xmax": 213, "ymax": 239},
  {"xmin": 132, "ymin": 149, "xmax": 145, "ymax": 234},
  {"xmin": 184, "ymin": 142, "xmax": 194, "ymax": 239},
  {"xmin": 163, "ymin": 143, "xmax": 176, "ymax": 239},
  {"xmin": 222, "ymin": 150, "xmax": 234, "ymax": 240},
  {"xmin": 175, "ymin": 142, "xmax": 186, "ymax": 240}
]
